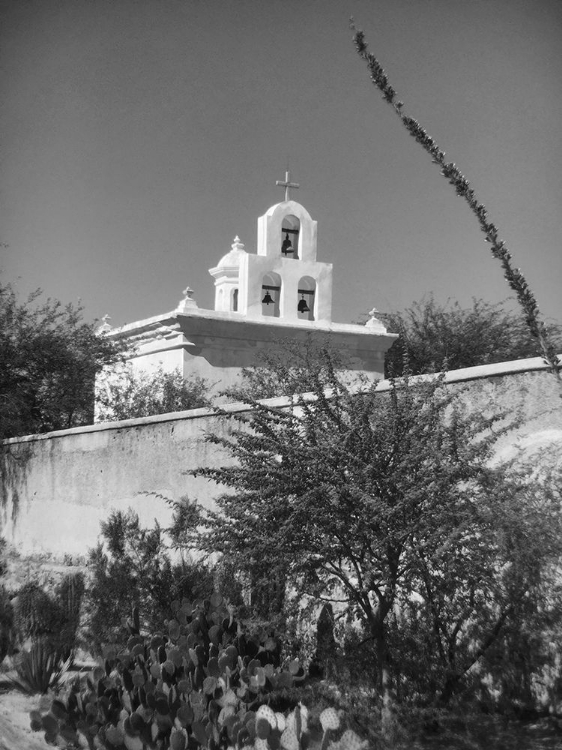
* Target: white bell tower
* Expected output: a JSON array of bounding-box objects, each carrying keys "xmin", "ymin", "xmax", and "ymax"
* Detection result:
[{"xmin": 210, "ymin": 172, "xmax": 333, "ymax": 324}]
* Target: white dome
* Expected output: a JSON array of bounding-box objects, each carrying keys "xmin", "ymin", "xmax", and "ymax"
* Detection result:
[{"xmin": 217, "ymin": 236, "xmax": 247, "ymax": 268}]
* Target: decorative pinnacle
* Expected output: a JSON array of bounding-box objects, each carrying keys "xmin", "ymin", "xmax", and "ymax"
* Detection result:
[
  {"xmin": 176, "ymin": 286, "xmax": 198, "ymax": 312},
  {"xmin": 365, "ymin": 307, "xmax": 387, "ymax": 332},
  {"xmin": 98, "ymin": 314, "xmax": 112, "ymax": 334}
]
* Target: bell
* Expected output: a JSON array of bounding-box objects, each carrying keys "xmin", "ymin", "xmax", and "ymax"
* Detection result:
[
  {"xmin": 298, "ymin": 296, "xmax": 310, "ymax": 313},
  {"xmin": 281, "ymin": 232, "xmax": 293, "ymax": 255},
  {"xmin": 262, "ymin": 290, "xmax": 274, "ymax": 305}
]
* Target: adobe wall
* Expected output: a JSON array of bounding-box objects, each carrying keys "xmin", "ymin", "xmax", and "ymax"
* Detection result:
[
  {"xmin": 1, "ymin": 357, "xmax": 561, "ymax": 559},
  {"xmin": 0, "ymin": 404, "xmax": 246, "ymax": 557}
]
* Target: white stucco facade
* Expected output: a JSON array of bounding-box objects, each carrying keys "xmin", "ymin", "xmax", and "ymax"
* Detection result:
[{"xmin": 99, "ymin": 190, "xmax": 398, "ymax": 396}]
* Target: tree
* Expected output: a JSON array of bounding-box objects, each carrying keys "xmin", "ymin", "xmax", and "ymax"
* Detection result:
[
  {"xmin": 85, "ymin": 509, "xmax": 214, "ymax": 652},
  {"xmin": 95, "ymin": 365, "xmax": 210, "ymax": 422},
  {"xmin": 383, "ymin": 296, "xmax": 561, "ymax": 377},
  {"xmin": 351, "ymin": 25, "xmax": 561, "ymax": 379},
  {"xmin": 185, "ymin": 346, "xmax": 562, "ymax": 729},
  {"xmin": 0, "ymin": 279, "xmax": 121, "ymax": 438}
]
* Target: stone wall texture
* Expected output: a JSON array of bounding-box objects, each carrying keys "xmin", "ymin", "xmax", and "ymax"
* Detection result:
[{"xmin": 1, "ymin": 357, "xmax": 561, "ymax": 558}]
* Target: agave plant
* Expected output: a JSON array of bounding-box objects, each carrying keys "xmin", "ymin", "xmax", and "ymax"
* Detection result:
[{"xmin": 10, "ymin": 638, "xmax": 70, "ymax": 694}]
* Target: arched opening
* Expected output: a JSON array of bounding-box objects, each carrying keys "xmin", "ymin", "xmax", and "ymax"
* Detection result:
[
  {"xmin": 231, "ymin": 288, "xmax": 239, "ymax": 312},
  {"xmin": 261, "ymin": 273, "xmax": 281, "ymax": 318},
  {"xmin": 297, "ymin": 276, "xmax": 316, "ymax": 321},
  {"xmin": 281, "ymin": 215, "xmax": 300, "ymax": 259}
]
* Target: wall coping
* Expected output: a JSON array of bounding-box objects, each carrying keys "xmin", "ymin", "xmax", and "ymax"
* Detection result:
[{"xmin": 3, "ymin": 355, "xmax": 559, "ymax": 446}]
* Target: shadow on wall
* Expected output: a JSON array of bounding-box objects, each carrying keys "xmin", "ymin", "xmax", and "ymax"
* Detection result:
[{"xmin": 0, "ymin": 443, "xmax": 34, "ymax": 530}]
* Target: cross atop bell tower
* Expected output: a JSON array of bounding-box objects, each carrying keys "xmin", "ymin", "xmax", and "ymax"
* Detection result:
[{"xmin": 275, "ymin": 170, "xmax": 300, "ymax": 202}]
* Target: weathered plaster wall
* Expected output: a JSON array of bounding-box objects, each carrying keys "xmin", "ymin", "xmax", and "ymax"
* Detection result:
[
  {"xmin": 1, "ymin": 357, "xmax": 561, "ymax": 559},
  {"xmin": 0, "ymin": 405, "xmax": 246, "ymax": 557}
]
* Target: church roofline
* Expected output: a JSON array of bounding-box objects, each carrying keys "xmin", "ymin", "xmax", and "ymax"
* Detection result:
[{"xmin": 106, "ymin": 306, "xmax": 398, "ymax": 343}]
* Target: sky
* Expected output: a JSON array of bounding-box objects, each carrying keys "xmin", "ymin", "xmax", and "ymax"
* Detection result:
[{"xmin": 1, "ymin": 0, "xmax": 561, "ymax": 330}]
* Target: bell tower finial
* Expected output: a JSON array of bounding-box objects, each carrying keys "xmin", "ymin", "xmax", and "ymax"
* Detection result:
[{"xmin": 275, "ymin": 170, "xmax": 300, "ymax": 202}]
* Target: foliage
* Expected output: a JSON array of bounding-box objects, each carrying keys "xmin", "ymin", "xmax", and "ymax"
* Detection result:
[
  {"xmin": 10, "ymin": 637, "xmax": 70, "ymax": 694},
  {"xmin": 85, "ymin": 510, "xmax": 215, "ymax": 652},
  {"xmin": 383, "ymin": 296, "xmax": 562, "ymax": 377},
  {"xmin": 96, "ymin": 365, "xmax": 211, "ymax": 422},
  {"xmin": 0, "ymin": 586, "xmax": 14, "ymax": 664},
  {"xmin": 58, "ymin": 571, "xmax": 86, "ymax": 659},
  {"xmin": 14, "ymin": 582, "xmax": 59, "ymax": 640},
  {"xmin": 30, "ymin": 592, "xmax": 367, "ymax": 749},
  {"xmin": 0, "ymin": 536, "xmax": 8, "ymax": 578},
  {"xmin": 220, "ymin": 337, "xmax": 361, "ymax": 405},
  {"xmin": 351, "ymin": 25, "xmax": 561, "ymax": 378},
  {"xmin": 7, "ymin": 557, "xmax": 81, "ymax": 694},
  {"xmin": 14, "ymin": 573, "xmax": 85, "ymax": 662},
  {"xmin": 185, "ymin": 345, "xmax": 562, "ymax": 725},
  {"xmin": 0, "ymin": 538, "xmax": 13, "ymax": 664},
  {"xmin": 0, "ymin": 278, "xmax": 122, "ymax": 438},
  {"xmin": 478, "ymin": 596, "xmax": 562, "ymax": 716}
]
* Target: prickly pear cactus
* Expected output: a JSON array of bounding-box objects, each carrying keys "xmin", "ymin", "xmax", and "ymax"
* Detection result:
[
  {"xmin": 28, "ymin": 594, "xmax": 288, "ymax": 748},
  {"xmin": 30, "ymin": 593, "xmax": 365, "ymax": 749}
]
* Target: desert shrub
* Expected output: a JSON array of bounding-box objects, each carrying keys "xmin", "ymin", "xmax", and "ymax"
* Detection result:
[
  {"xmin": 8, "ymin": 574, "xmax": 82, "ymax": 693},
  {"xmin": 383, "ymin": 296, "xmax": 562, "ymax": 377},
  {"xmin": 0, "ymin": 538, "xmax": 15, "ymax": 664},
  {"xmin": 85, "ymin": 510, "xmax": 215, "ymax": 652},
  {"xmin": 474, "ymin": 591, "xmax": 562, "ymax": 717},
  {"xmin": 30, "ymin": 592, "xmax": 368, "ymax": 749},
  {"xmin": 56, "ymin": 572, "xmax": 85, "ymax": 655},
  {"xmin": 96, "ymin": 365, "xmax": 211, "ymax": 422},
  {"xmin": 0, "ymin": 586, "xmax": 14, "ymax": 664},
  {"xmin": 14, "ymin": 582, "xmax": 61, "ymax": 639},
  {"xmin": 0, "ymin": 537, "xmax": 8, "ymax": 578},
  {"xmin": 13, "ymin": 573, "xmax": 84, "ymax": 662},
  {"xmin": 191, "ymin": 341, "xmax": 562, "ymax": 733}
]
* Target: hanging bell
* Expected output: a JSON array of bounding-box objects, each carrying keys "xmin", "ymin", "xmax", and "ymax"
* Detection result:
[
  {"xmin": 281, "ymin": 232, "xmax": 293, "ymax": 255},
  {"xmin": 262, "ymin": 290, "xmax": 274, "ymax": 305},
  {"xmin": 298, "ymin": 296, "xmax": 310, "ymax": 313}
]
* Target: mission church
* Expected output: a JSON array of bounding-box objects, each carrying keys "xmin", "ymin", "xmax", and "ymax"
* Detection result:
[
  {"xmin": 6, "ymin": 177, "xmax": 561, "ymax": 558},
  {"xmin": 99, "ymin": 173, "xmax": 398, "ymax": 396}
]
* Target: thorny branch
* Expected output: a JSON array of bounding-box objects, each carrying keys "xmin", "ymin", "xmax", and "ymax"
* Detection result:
[{"xmin": 351, "ymin": 22, "xmax": 560, "ymax": 380}]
